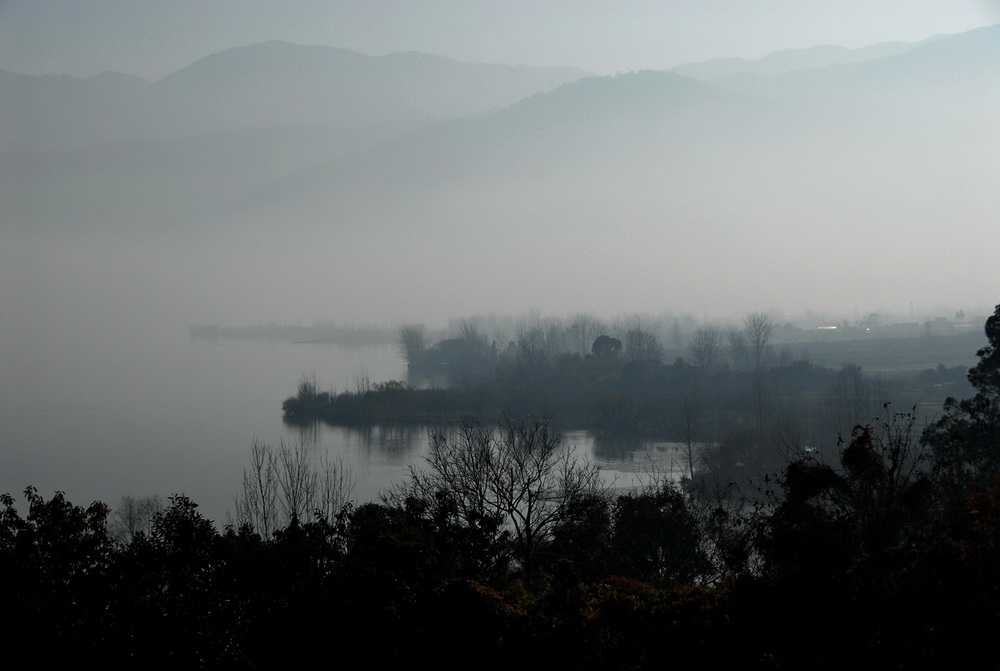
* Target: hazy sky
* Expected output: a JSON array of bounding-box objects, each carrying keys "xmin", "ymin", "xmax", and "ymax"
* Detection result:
[
  {"xmin": 2, "ymin": 0, "xmax": 998, "ymax": 325},
  {"xmin": 2, "ymin": 0, "xmax": 999, "ymax": 79}
]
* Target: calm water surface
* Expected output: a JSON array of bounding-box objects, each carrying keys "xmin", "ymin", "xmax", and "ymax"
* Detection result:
[{"xmin": 0, "ymin": 324, "xmax": 684, "ymax": 524}]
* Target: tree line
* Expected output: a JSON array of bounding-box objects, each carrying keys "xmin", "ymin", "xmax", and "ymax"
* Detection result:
[{"xmin": 284, "ymin": 312, "xmax": 976, "ymax": 486}]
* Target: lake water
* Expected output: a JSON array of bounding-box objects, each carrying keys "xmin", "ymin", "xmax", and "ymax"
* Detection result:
[{"xmin": 0, "ymin": 322, "xmax": 687, "ymax": 525}]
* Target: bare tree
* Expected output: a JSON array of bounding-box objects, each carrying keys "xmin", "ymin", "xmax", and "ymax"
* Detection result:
[
  {"xmin": 727, "ymin": 328, "xmax": 749, "ymax": 370},
  {"xmin": 408, "ymin": 418, "xmax": 606, "ymax": 582},
  {"xmin": 110, "ymin": 494, "xmax": 164, "ymax": 541},
  {"xmin": 678, "ymin": 377, "xmax": 704, "ymax": 481},
  {"xmin": 744, "ymin": 312, "xmax": 775, "ymax": 371},
  {"xmin": 317, "ymin": 451, "xmax": 356, "ymax": 522},
  {"xmin": 297, "ymin": 371, "xmax": 319, "ymax": 402},
  {"xmin": 743, "ymin": 313, "xmax": 777, "ymax": 466},
  {"xmin": 829, "ymin": 364, "xmax": 886, "ymax": 438},
  {"xmin": 568, "ymin": 313, "xmax": 605, "ymax": 356},
  {"xmin": 234, "ymin": 438, "xmax": 356, "ymax": 537},
  {"xmin": 353, "ymin": 368, "xmax": 371, "ymax": 395},
  {"xmin": 678, "ymin": 328, "xmax": 722, "ymax": 479},
  {"xmin": 623, "ymin": 319, "xmax": 664, "ymax": 362},
  {"xmin": 234, "ymin": 439, "xmax": 280, "ymax": 538},
  {"xmin": 668, "ymin": 319, "xmax": 686, "ymax": 352},
  {"xmin": 515, "ymin": 322, "xmax": 547, "ymax": 366},
  {"xmin": 453, "ymin": 317, "xmax": 492, "ymax": 384},
  {"xmin": 397, "ymin": 323, "xmax": 426, "ymax": 366},
  {"xmin": 689, "ymin": 326, "xmax": 722, "ymax": 370},
  {"xmin": 276, "ymin": 440, "xmax": 317, "ymax": 524},
  {"xmin": 490, "ymin": 324, "xmax": 510, "ymax": 361},
  {"xmin": 543, "ymin": 319, "xmax": 567, "ymax": 357},
  {"xmin": 457, "ymin": 318, "xmax": 486, "ymax": 346}
]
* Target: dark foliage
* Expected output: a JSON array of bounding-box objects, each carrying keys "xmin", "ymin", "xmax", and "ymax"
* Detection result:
[
  {"xmin": 923, "ymin": 303, "xmax": 1000, "ymax": 474},
  {"xmin": 608, "ymin": 484, "xmax": 710, "ymax": 585},
  {"xmin": 0, "ymin": 487, "xmax": 114, "ymax": 661}
]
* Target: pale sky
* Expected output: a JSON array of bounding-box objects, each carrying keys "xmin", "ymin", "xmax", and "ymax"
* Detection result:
[
  {"xmin": 2, "ymin": 0, "xmax": 999, "ymax": 79},
  {"xmin": 2, "ymin": 0, "xmax": 998, "ymax": 325}
]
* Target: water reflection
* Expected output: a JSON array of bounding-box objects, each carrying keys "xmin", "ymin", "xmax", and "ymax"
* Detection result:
[
  {"xmin": 281, "ymin": 420, "xmax": 695, "ymax": 504},
  {"xmin": 0, "ymin": 311, "xmax": 708, "ymax": 525},
  {"xmin": 290, "ymin": 419, "xmax": 321, "ymax": 445},
  {"xmin": 563, "ymin": 431, "xmax": 690, "ymax": 493},
  {"xmin": 338, "ymin": 424, "xmax": 427, "ymax": 460}
]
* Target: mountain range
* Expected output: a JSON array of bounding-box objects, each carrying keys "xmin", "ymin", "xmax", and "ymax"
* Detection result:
[{"xmin": 3, "ymin": 25, "xmax": 997, "ymax": 320}]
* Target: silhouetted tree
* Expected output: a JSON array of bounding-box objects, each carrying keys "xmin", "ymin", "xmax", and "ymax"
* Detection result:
[
  {"xmin": 110, "ymin": 494, "xmax": 163, "ymax": 541},
  {"xmin": 828, "ymin": 364, "xmax": 885, "ymax": 438},
  {"xmin": 759, "ymin": 409, "xmax": 932, "ymax": 580},
  {"xmin": 624, "ymin": 324, "xmax": 664, "ymax": 362},
  {"xmin": 547, "ymin": 492, "xmax": 613, "ymax": 580},
  {"xmin": 591, "ymin": 334, "xmax": 623, "ymax": 358},
  {"xmin": 516, "ymin": 323, "xmax": 548, "ymax": 366},
  {"xmin": 569, "ymin": 314, "xmax": 606, "ymax": 356},
  {"xmin": 407, "ymin": 418, "xmax": 606, "ymax": 582},
  {"xmin": 610, "ymin": 484, "xmax": 710, "ymax": 585},
  {"xmin": 0, "ymin": 487, "xmax": 114, "ymax": 657},
  {"xmin": 113, "ymin": 495, "xmax": 239, "ymax": 665},
  {"xmin": 233, "ymin": 438, "xmax": 355, "ymax": 537},
  {"xmin": 727, "ymin": 328, "xmax": 749, "ymax": 370},
  {"xmin": 745, "ymin": 312, "xmax": 774, "ymax": 371},
  {"xmin": 923, "ymin": 303, "xmax": 1000, "ymax": 474},
  {"xmin": 689, "ymin": 326, "xmax": 721, "ymax": 369},
  {"xmin": 398, "ymin": 323, "xmax": 426, "ymax": 366}
]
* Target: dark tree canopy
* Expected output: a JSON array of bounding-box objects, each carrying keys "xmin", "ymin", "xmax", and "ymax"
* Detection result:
[
  {"xmin": 591, "ymin": 334, "xmax": 623, "ymax": 358},
  {"xmin": 969, "ymin": 305, "xmax": 1000, "ymax": 396},
  {"xmin": 922, "ymin": 303, "xmax": 1000, "ymax": 471}
]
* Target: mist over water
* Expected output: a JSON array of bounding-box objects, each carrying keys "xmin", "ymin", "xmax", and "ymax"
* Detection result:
[
  {"xmin": 1, "ymin": 8, "xmax": 998, "ymax": 520},
  {"xmin": 0, "ymin": 317, "xmax": 688, "ymax": 524},
  {"xmin": 0, "ymin": 306, "xmax": 407, "ymax": 522}
]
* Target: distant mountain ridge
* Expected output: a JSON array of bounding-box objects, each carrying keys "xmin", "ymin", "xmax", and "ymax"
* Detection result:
[
  {"xmin": 707, "ymin": 24, "xmax": 1000, "ymax": 103},
  {"xmin": 505, "ymin": 70, "xmax": 736, "ymax": 124},
  {"xmin": 5, "ymin": 27, "xmax": 993, "ymax": 153},
  {"xmin": 2, "ymin": 24, "xmax": 997, "ymax": 241},
  {"xmin": 670, "ymin": 34, "xmax": 947, "ymax": 80},
  {"xmin": 218, "ymin": 23, "xmax": 999, "ymax": 224},
  {"xmin": 0, "ymin": 41, "xmax": 590, "ymax": 151}
]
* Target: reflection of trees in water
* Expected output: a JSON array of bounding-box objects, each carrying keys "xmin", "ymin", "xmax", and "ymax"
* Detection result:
[
  {"xmin": 294, "ymin": 421, "xmax": 702, "ymax": 499},
  {"xmin": 576, "ymin": 431, "xmax": 691, "ymax": 494},
  {"xmin": 292, "ymin": 418, "xmax": 320, "ymax": 446},
  {"xmin": 580, "ymin": 432, "xmax": 690, "ymax": 476},
  {"xmin": 342, "ymin": 424, "xmax": 425, "ymax": 458},
  {"xmin": 285, "ymin": 421, "xmax": 426, "ymax": 458},
  {"xmin": 588, "ymin": 432, "xmax": 645, "ymax": 461}
]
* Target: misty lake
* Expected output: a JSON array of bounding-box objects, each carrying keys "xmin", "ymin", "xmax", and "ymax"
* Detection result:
[{"xmin": 0, "ymin": 323, "xmax": 687, "ymax": 525}]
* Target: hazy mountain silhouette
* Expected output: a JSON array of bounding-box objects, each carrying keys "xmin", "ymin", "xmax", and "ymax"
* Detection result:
[
  {"xmin": 0, "ymin": 41, "xmax": 589, "ymax": 152},
  {"xmin": 504, "ymin": 70, "xmax": 734, "ymax": 123},
  {"xmin": 670, "ymin": 36, "xmax": 946, "ymax": 81},
  {"xmin": 0, "ymin": 43, "xmax": 589, "ymax": 231},
  {"xmin": 204, "ymin": 21, "xmax": 998, "ymax": 324},
  {"xmin": 708, "ymin": 24, "xmax": 1000, "ymax": 104},
  {"xmin": 226, "ymin": 69, "xmax": 756, "ymax": 214},
  {"xmin": 153, "ymin": 41, "xmax": 591, "ymax": 138},
  {"xmin": 3, "ymin": 23, "xmax": 997, "ymax": 311},
  {"xmin": 225, "ymin": 23, "xmax": 999, "ymax": 219}
]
